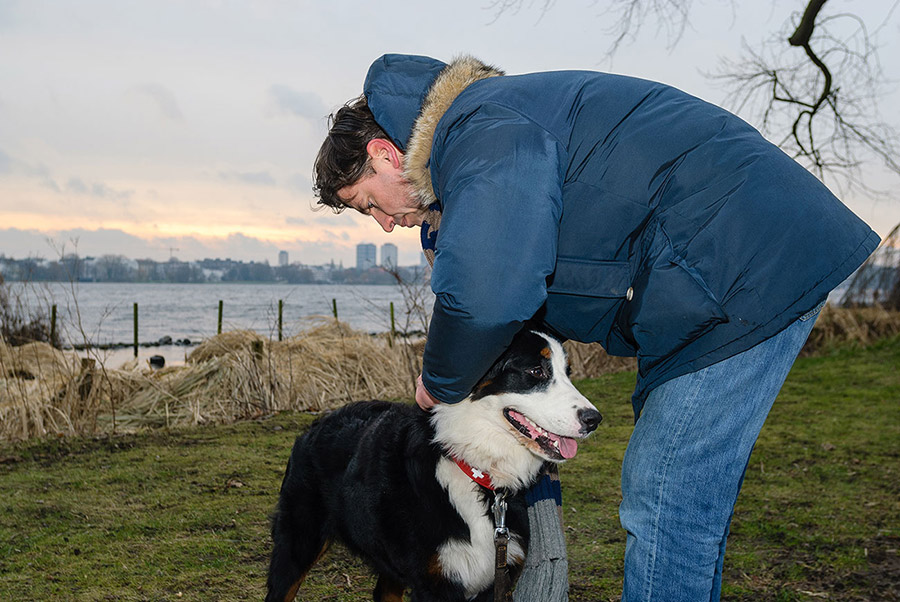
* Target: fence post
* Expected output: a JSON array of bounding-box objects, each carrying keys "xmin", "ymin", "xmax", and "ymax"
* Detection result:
[
  {"xmin": 78, "ymin": 357, "xmax": 96, "ymax": 401},
  {"xmin": 50, "ymin": 304, "xmax": 57, "ymax": 347},
  {"xmin": 389, "ymin": 301, "xmax": 396, "ymax": 348},
  {"xmin": 332, "ymin": 298, "xmax": 338, "ymax": 321},
  {"xmin": 133, "ymin": 302, "xmax": 139, "ymax": 358},
  {"xmin": 217, "ymin": 300, "xmax": 223, "ymax": 335},
  {"xmin": 278, "ymin": 299, "xmax": 284, "ymax": 342}
]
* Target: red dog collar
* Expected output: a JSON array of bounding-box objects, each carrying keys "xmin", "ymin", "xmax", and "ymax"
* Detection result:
[{"xmin": 453, "ymin": 456, "xmax": 495, "ymax": 490}]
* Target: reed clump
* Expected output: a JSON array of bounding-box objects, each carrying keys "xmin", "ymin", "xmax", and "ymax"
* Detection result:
[
  {"xmin": 1, "ymin": 319, "xmax": 418, "ymax": 441},
  {"xmin": 0, "ymin": 339, "xmax": 85, "ymax": 440},
  {"xmin": 3, "ymin": 308, "xmax": 900, "ymax": 443}
]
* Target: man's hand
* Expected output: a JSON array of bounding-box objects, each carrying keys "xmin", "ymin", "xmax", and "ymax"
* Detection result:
[{"xmin": 415, "ymin": 374, "xmax": 440, "ymax": 411}]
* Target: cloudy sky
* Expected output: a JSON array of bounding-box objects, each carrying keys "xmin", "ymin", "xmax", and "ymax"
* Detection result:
[{"xmin": 1, "ymin": 1, "xmax": 898, "ymax": 267}]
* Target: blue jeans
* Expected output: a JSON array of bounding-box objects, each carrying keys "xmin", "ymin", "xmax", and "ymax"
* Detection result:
[{"xmin": 619, "ymin": 304, "xmax": 822, "ymax": 601}]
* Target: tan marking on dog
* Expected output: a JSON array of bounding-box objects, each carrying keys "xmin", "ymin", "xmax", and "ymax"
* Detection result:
[
  {"xmin": 283, "ymin": 580, "xmax": 302, "ymax": 602},
  {"xmin": 476, "ymin": 379, "xmax": 493, "ymax": 390},
  {"xmin": 540, "ymin": 346, "xmax": 552, "ymax": 359},
  {"xmin": 375, "ymin": 574, "xmax": 406, "ymax": 602},
  {"xmin": 282, "ymin": 540, "xmax": 331, "ymax": 602},
  {"xmin": 427, "ymin": 553, "xmax": 444, "ymax": 578}
]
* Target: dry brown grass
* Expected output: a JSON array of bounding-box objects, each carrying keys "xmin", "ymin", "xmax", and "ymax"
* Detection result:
[
  {"xmin": 564, "ymin": 340, "xmax": 637, "ymax": 379},
  {"xmin": 2, "ymin": 308, "xmax": 899, "ymax": 443},
  {"xmin": 0, "ymin": 339, "xmax": 85, "ymax": 440},
  {"xmin": 802, "ymin": 304, "xmax": 900, "ymax": 354},
  {"xmin": 1, "ymin": 319, "xmax": 420, "ymax": 441}
]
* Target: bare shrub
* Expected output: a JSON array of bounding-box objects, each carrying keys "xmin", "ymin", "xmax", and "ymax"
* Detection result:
[{"xmin": 0, "ymin": 274, "xmax": 60, "ymax": 347}]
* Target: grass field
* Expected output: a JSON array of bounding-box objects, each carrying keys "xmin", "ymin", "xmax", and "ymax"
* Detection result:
[{"xmin": 1, "ymin": 337, "xmax": 898, "ymax": 601}]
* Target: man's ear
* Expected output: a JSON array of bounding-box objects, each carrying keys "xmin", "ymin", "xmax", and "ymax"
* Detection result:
[{"xmin": 366, "ymin": 138, "xmax": 403, "ymax": 170}]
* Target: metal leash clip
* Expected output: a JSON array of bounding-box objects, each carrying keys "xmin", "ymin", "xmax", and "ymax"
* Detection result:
[
  {"xmin": 492, "ymin": 490, "xmax": 508, "ymax": 538},
  {"xmin": 492, "ymin": 490, "xmax": 513, "ymax": 601}
]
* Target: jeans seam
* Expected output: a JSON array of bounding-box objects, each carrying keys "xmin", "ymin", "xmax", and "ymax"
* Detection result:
[{"xmin": 644, "ymin": 369, "xmax": 708, "ymax": 601}]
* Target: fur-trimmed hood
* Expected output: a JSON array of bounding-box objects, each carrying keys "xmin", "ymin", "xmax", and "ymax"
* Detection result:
[
  {"xmin": 363, "ymin": 54, "xmax": 503, "ymax": 206},
  {"xmin": 403, "ymin": 56, "xmax": 504, "ymax": 205}
]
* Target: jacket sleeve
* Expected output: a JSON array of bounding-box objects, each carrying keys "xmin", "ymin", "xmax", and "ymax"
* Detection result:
[{"xmin": 421, "ymin": 105, "xmax": 566, "ymax": 403}]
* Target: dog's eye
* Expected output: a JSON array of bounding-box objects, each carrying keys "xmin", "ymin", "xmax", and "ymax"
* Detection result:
[{"xmin": 526, "ymin": 366, "xmax": 546, "ymax": 379}]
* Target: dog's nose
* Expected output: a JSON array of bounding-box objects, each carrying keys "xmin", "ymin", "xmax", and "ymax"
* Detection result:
[{"xmin": 578, "ymin": 408, "xmax": 602, "ymax": 434}]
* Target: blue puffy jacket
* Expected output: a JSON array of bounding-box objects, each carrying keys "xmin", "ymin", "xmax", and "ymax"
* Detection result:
[{"xmin": 364, "ymin": 54, "xmax": 880, "ymax": 410}]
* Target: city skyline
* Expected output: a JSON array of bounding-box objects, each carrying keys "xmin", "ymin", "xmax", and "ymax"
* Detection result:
[
  {"xmin": 0, "ymin": 242, "xmax": 422, "ymax": 270},
  {"xmin": 0, "ymin": 250, "xmax": 429, "ymax": 286}
]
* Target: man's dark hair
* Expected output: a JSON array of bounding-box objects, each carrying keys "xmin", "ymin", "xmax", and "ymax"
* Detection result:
[{"xmin": 313, "ymin": 95, "xmax": 391, "ymax": 211}]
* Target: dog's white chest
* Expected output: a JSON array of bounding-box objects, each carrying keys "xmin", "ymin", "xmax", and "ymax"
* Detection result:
[{"xmin": 434, "ymin": 459, "xmax": 524, "ymax": 599}]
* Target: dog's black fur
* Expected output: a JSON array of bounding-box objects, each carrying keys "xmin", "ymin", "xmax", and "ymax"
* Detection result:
[{"xmin": 266, "ymin": 400, "xmax": 529, "ymax": 602}]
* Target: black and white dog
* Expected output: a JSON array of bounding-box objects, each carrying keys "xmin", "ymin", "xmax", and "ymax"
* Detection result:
[{"xmin": 266, "ymin": 330, "xmax": 602, "ymax": 602}]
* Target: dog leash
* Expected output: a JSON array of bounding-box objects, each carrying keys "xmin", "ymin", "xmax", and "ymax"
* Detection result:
[
  {"xmin": 452, "ymin": 455, "xmax": 514, "ymax": 601},
  {"xmin": 492, "ymin": 490, "xmax": 514, "ymax": 602}
]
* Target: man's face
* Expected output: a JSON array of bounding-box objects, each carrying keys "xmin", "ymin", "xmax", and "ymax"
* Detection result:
[{"xmin": 337, "ymin": 142, "xmax": 426, "ymax": 233}]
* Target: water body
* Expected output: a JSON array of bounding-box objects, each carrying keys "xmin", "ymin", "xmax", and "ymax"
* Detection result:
[
  {"xmin": 9, "ymin": 280, "xmax": 855, "ymax": 368},
  {"xmin": 10, "ymin": 282, "xmax": 434, "ymax": 367}
]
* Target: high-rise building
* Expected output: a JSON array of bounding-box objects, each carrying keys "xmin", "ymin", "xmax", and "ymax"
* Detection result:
[
  {"xmin": 381, "ymin": 243, "xmax": 398, "ymax": 270},
  {"xmin": 356, "ymin": 243, "xmax": 377, "ymax": 270},
  {"xmin": 278, "ymin": 250, "xmax": 289, "ymax": 267}
]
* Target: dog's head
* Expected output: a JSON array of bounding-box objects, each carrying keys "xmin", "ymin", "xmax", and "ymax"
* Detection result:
[{"xmin": 430, "ymin": 330, "xmax": 601, "ymax": 489}]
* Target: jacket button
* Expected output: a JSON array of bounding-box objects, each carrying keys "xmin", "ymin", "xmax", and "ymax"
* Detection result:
[{"xmin": 626, "ymin": 287, "xmax": 634, "ymax": 301}]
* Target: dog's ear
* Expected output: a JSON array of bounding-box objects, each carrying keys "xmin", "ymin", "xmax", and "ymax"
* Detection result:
[
  {"xmin": 471, "ymin": 355, "xmax": 510, "ymax": 396},
  {"xmin": 470, "ymin": 347, "xmax": 517, "ymax": 400}
]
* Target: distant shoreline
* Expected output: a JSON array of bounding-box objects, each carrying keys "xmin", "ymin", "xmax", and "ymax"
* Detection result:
[{"xmin": 0, "ymin": 278, "xmax": 409, "ymax": 285}]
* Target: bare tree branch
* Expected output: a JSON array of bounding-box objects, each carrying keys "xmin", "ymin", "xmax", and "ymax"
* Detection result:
[
  {"xmin": 486, "ymin": 0, "xmax": 716, "ymax": 55},
  {"xmin": 485, "ymin": 0, "xmax": 555, "ymax": 24},
  {"xmin": 603, "ymin": 0, "xmax": 695, "ymax": 56},
  {"xmin": 489, "ymin": 0, "xmax": 899, "ymax": 197},
  {"xmin": 710, "ymin": 1, "xmax": 900, "ymax": 196},
  {"xmin": 788, "ymin": 0, "xmax": 828, "ymax": 46}
]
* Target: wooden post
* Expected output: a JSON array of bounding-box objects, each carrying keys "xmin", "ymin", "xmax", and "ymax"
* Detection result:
[
  {"xmin": 217, "ymin": 300, "xmax": 223, "ymax": 335},
  {"xmin": 278, "ymin": 299, "xmax": 284, "ymax": 342},
  {"xmin": 50, "ymin": 304, "xmax": 57, "ymax": 347},
  {"xmin": 78, "ymin": 358, "xmax": 96, "ymax": 401},
  {"xmin": 133, "ymin": 302, "xmax": 139, "ymax": 358},
  {"xmin": 389, "ymin": 302, "xmax": 396, "ymax": 348},
  {"xmin": 332, "ymin": 298, "xmax": 338, "ymax": 321}
]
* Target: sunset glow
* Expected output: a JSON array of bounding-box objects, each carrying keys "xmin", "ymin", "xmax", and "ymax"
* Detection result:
[{"xmin": 1, "ymin": 2, "xmax": 897, "ymax": 266}]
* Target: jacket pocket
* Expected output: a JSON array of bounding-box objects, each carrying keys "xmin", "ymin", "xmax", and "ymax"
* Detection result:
[
  {"xmin": 618, "ymin": 222, "xmax": 728, "ymax": 360},
  {"xmin": 547, "ymin": 257, "xmax": 631, "ymax": 298}
]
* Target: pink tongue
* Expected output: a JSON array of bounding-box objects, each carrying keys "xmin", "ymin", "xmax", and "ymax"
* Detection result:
[{"xmin": 558, "ymin": 437, "xmax": 578, "ymax": 459}]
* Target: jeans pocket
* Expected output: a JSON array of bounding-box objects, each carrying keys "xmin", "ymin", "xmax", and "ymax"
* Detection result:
[{"xmin": 799, "ymin": 299, "xmax": 827, "ymax": 321}]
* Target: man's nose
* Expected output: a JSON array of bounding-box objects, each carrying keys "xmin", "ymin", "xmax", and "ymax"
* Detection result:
[{"xmin": 373, "ymin": 212, "xmax": 394, "ymax": 233}]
